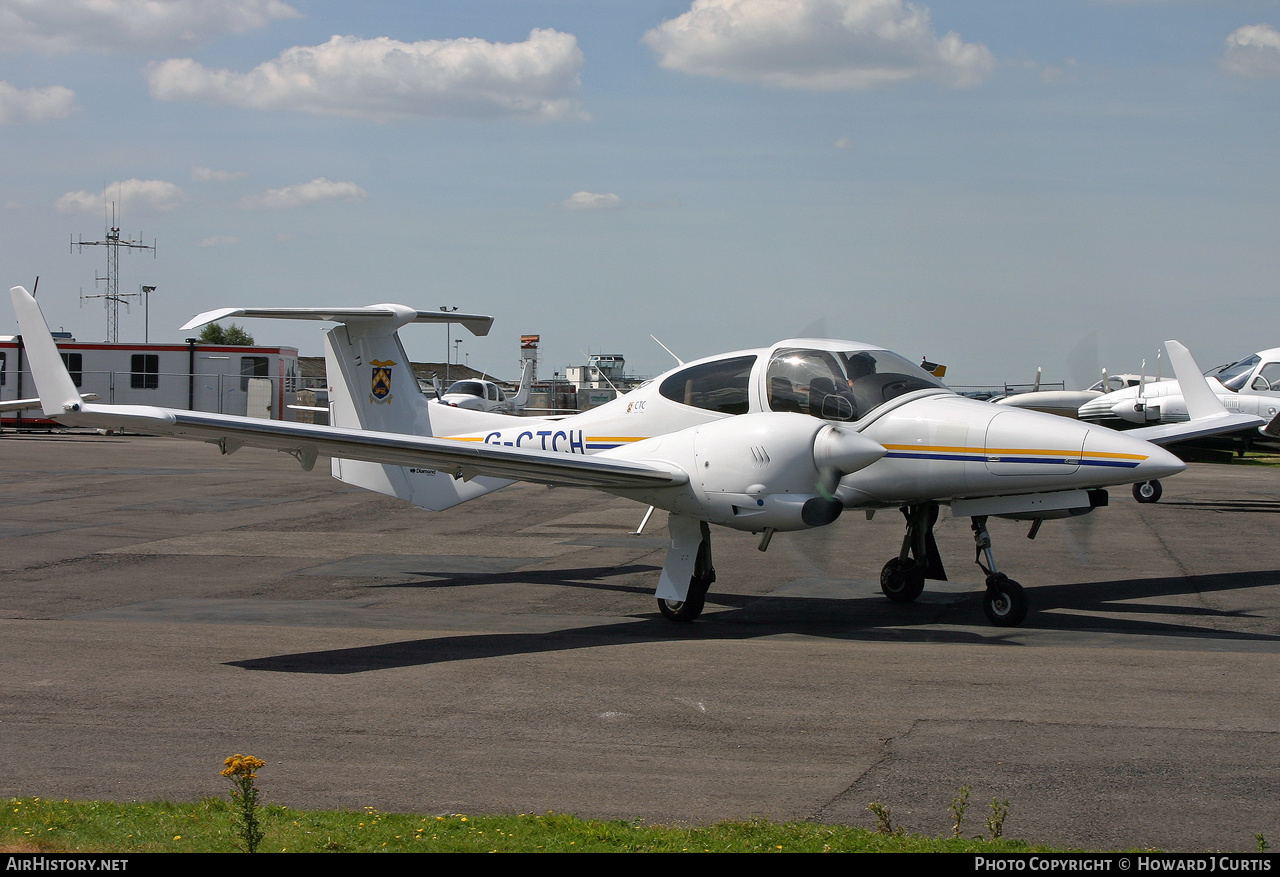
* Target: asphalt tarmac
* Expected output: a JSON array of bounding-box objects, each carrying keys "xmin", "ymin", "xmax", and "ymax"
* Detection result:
[{"xmin": 2, "ymin": 432, "xmax": 1279, "ymax": 852}]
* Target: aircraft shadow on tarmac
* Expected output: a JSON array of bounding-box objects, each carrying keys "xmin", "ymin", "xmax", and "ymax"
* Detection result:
[
  {"xmin": 370, "ymin": 563, "xmax": 665, "ymax": 597},
  {"xmin": 1164, "ymin": 498, "xmax": 1280, "ymax": 514},
  {"xmin": 227, "ymin": 567, "xmax": 1280, "ymax": 675}
]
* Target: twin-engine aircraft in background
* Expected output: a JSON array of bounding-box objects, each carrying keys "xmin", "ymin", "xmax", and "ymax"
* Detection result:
[
  {"xmin": 10, "ymin": 286, "xmax": 1262, "ymax": 627},
  {"xmin": 1079, "ymin": 348, "xmax": 1280, "ymax": 435},
  {"xmin": 995, "ymin": 373, "xmax": 1157, "ymax": 420}
]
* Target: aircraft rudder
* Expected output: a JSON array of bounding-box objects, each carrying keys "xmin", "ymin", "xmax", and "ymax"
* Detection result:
[
  {"xmin": 323, "ymin": 321, "xmax": 434, "ymax": 437},
  {"xmin": 9, "ymin": 286, "xmax": 83, "ymax": 418}
]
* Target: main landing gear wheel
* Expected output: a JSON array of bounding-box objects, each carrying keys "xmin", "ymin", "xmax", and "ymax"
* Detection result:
[
  {"xmin": 657, "ymin": 573, "xmax": 712, "ymax": 622},
  {"xmin": 880, "ymin": 557, "xmax": 926, "ymax": 603},
  {"xmin": 982, "ymin": 574, "xmax": 1027, "ymax": 627},
  {"xmin": 1133, "ymin": 480, "xmax": 1162, "ymax": 503}
]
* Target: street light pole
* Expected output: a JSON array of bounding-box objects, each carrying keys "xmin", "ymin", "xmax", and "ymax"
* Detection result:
[{"xmin": 439, "ymin": 305, "xmax": 458, "ymax": 383}]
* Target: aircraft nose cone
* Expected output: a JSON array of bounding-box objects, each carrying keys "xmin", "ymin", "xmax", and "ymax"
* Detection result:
[{"xmin": 1083, "ymin": 427, "xmax": 1185, "ymax": 481}]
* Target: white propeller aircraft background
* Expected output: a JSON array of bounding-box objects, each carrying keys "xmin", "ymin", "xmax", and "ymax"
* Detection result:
[
  {"xmin": 1079, "ymin": 348, "xmax": 1280, "ymax": 435},
  {"xmin": 432, "ymin": 359, "xmax": 532, "ymax": 414},
  {"xmin": 9, "ymin": 286, "xmax": 1263, "ymax": 627}
]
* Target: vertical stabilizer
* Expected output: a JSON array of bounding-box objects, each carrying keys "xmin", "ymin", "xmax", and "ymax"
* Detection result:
[
  {"xmin": 510, "ymin": 358, "xmax": 533, "ymax": 410},
  {"xmin": 9, "ymin": 286, "xmax": 80, "ymax": 417},
  {"xmin": 322, "ymin": 318, "xmax": 510, "ymax": 510}
]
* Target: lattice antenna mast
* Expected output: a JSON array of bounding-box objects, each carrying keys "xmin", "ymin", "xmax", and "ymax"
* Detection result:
[{"xmin": 73, "ymin": 201, "xmax": 156, "ymax": 342}]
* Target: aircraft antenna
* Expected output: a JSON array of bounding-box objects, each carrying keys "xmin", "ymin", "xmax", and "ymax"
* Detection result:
[
  {"xmin": 582, "ymin": 349, "xmax": 621, "ymax": 394},
  {"xmin": 650, "ymin": 335, "xmax": 683, "ymax": 366},
  {"xmin": 72, "ymin": 201, "xmax": 157, "ymax": 342}
]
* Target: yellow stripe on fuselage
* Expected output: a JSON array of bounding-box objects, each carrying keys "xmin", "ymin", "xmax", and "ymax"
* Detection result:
[
  {"xmin": 443, "ymin": 434, "xmax": 649, "ymax": 444},
  {"xmin": 882, "ymin": 443, "xmax": 1147, "ymax": 461}
]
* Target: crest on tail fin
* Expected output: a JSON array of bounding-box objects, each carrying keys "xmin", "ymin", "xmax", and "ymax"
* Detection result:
[{"xmin": 370, "ymin": 360, "xmax": 396, "ymax": 403}]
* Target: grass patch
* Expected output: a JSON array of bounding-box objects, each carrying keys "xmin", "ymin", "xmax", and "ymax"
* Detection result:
[{"xmin": 2, "ymin": 796, "xmax": 1066, "ymax": 853}]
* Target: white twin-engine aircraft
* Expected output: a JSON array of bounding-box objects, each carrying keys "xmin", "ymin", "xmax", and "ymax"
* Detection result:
[{"xmin": 10, "ymin": 286, "xmax": 1263, "ymax": 627}]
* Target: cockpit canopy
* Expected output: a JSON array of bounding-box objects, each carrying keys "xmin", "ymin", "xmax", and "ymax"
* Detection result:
[
  {"xmin": 654, "ymin": 343, "xmax": 949, "ymax": 422},
  {"xmin": 446, "ymin": 381, "xmax": 487, "ymax": 398},
  {"xmin": 1213, "ymin": 355, "xmax": 1261, "ymax": 392},
  {"xmin": 766, "ymin": 347, "xmax": 947, "ymax": 421}
]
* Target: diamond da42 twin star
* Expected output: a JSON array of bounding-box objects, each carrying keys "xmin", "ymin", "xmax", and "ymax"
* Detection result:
[{"xmin": 10, "ymin": 286, "xmax": 1260, "ymax": 627}]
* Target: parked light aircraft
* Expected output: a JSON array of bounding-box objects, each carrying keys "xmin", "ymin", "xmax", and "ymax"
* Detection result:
[
  {"xmin": 10, "ymin": 285, "xmax": 1263, "ymax": 627},
  {"xmin": 995, "ymin": 374, "xmax": 1157, "ymax": 419},
  {"xmin": 1079, "ymin": 349, "xmax": 1280, "ymax": 434},
  {"xmin": 433, "ymin": 359, "xmax": 532, "ymax": 414}
]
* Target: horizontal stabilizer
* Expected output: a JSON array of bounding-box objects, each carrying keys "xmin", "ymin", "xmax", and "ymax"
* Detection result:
[{"xmin": 180, "ymin": 304, "xmax": 493, "ymax": 336}]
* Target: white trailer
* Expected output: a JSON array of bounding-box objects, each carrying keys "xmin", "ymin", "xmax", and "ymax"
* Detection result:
[{"xmin": 0, "ymin": 337, "xmax": 303, "ymax": 425}]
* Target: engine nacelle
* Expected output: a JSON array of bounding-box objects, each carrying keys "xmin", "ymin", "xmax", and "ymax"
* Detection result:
[{"xmin": 607, "ymin": 412, "xmax": 885, "ymax": 532}]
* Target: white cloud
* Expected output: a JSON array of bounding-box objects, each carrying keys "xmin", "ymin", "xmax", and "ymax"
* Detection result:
[
  {"xmin": 560, "ymin": 191, "xmax": 623, "ymax": 210},
  {"xmin": 0, "ymin": 0, "xmax": 298, "ymax": 53},
  {"xmin": 198, "ymin": 235, "xmax": 240, "ymax": 247},
  {"xmin": 192, "ymin": 166, "xmax": 248, "ymax": 182},
  {"xmin": 147, "ymin": 29, "xmax": 586, "ymax": 121},
  {"xmin": 643, "ymin": 0, "xmax": 995, "ymax": 90},
  {"xmin": 1223, "ymin": 24, "xmax": 1280, "ymax": 78},
  {"xmin": 240, "ymin": 178, "xmax": 367, "ymax": 210},
  {"xmin": 56, "ymin": 179, "xmax": 187, "ymax": 215},
  {"xmin": 0, "ymin": 81, "xmax": 75, "ymax": 123}
]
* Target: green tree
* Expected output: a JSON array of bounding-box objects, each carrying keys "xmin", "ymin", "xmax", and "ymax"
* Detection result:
[{"xmin": 198, "ymin": 322, "xmax": 255, "ymax": 345}]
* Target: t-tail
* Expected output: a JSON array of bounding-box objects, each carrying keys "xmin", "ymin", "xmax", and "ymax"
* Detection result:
[
  {"xmin": 510, "ymin": 357, "xmax": 533, "ymax": 410},
  {"xmin": 179, "ymin": 302, "xmax": 518, "ymax": 510}
]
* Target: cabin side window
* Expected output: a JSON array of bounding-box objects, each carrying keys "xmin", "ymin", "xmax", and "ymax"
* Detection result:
[
  {"xmin": 1251, "ymin": 363, "xmax": 1280, "ymax": 392},
  {"xmin": 240, "ymin": 356, "xmax": 269, "ymax": 391},
  {"xmin": 60, "ymin": 352, "xmax": 83, "ymax": 388},
  {"xmin": 130, "ymin": 354, "xmax": 159, "ymax": 390},
  {"xmin": 658, "ymin": 355, "xmax": 756, "ymax": 415},
  {"xmin": 0, "ymin": 351, "xmax": 5, "ymax": 386}
]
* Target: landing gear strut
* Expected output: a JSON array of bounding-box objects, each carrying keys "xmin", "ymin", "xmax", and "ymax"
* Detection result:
[
  {"xmin": 657, "ymin": 519, "xmax": 715, "ymax": 622},
  {"xmin": 971, "ymin": 516, "xmax": 1028, "ymax": 627},
  {"xmin": 880, "ymin": 502, "xmax": 946, "ymax": 603}
]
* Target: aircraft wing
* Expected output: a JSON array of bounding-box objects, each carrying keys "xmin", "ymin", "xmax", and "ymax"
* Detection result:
[
  {"xmin": 54, "ymin": 405, "xmax": 684, "ymax": 489},
  {"xmin": 9, "ymin": 286, "xmax": 680, "ymax": 491},
  {"xmin": 1126, "ymin": 340, "xmax": 1266, "ymax": 445},
  {"xmin": 1127, "ymin": 413, "xmax": 1266, "ymax": 446}
]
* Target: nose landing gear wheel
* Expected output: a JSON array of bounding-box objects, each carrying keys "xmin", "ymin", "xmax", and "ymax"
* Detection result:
[
  {"xmin": 1133, "ymin": 480, "xmax": 1162, "ymax": 503},
  {"xmin": 982, "ymin": 573, "xmax": 1027, "ymax": 627},
  {"xmin": 880, "ymin": 557, "xmax": 926, "ymax": 603}
]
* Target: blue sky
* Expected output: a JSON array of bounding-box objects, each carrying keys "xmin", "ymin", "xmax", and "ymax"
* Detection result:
[{"xmin": 2, "ymin": 0, "xmax": 1278, "ymax": 386}]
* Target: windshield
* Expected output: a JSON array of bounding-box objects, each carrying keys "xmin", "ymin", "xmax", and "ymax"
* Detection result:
[
  {"xmin": 766, "ymin": 347, "xmax": 948, "ymax": 421},
  {"xmin": 1213, "ymin": 356, "xmax": 1259, "ymax": 392},
  {"xmin": 446, "ymin": 381, "xmax": 486, "ymax": 398}
]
